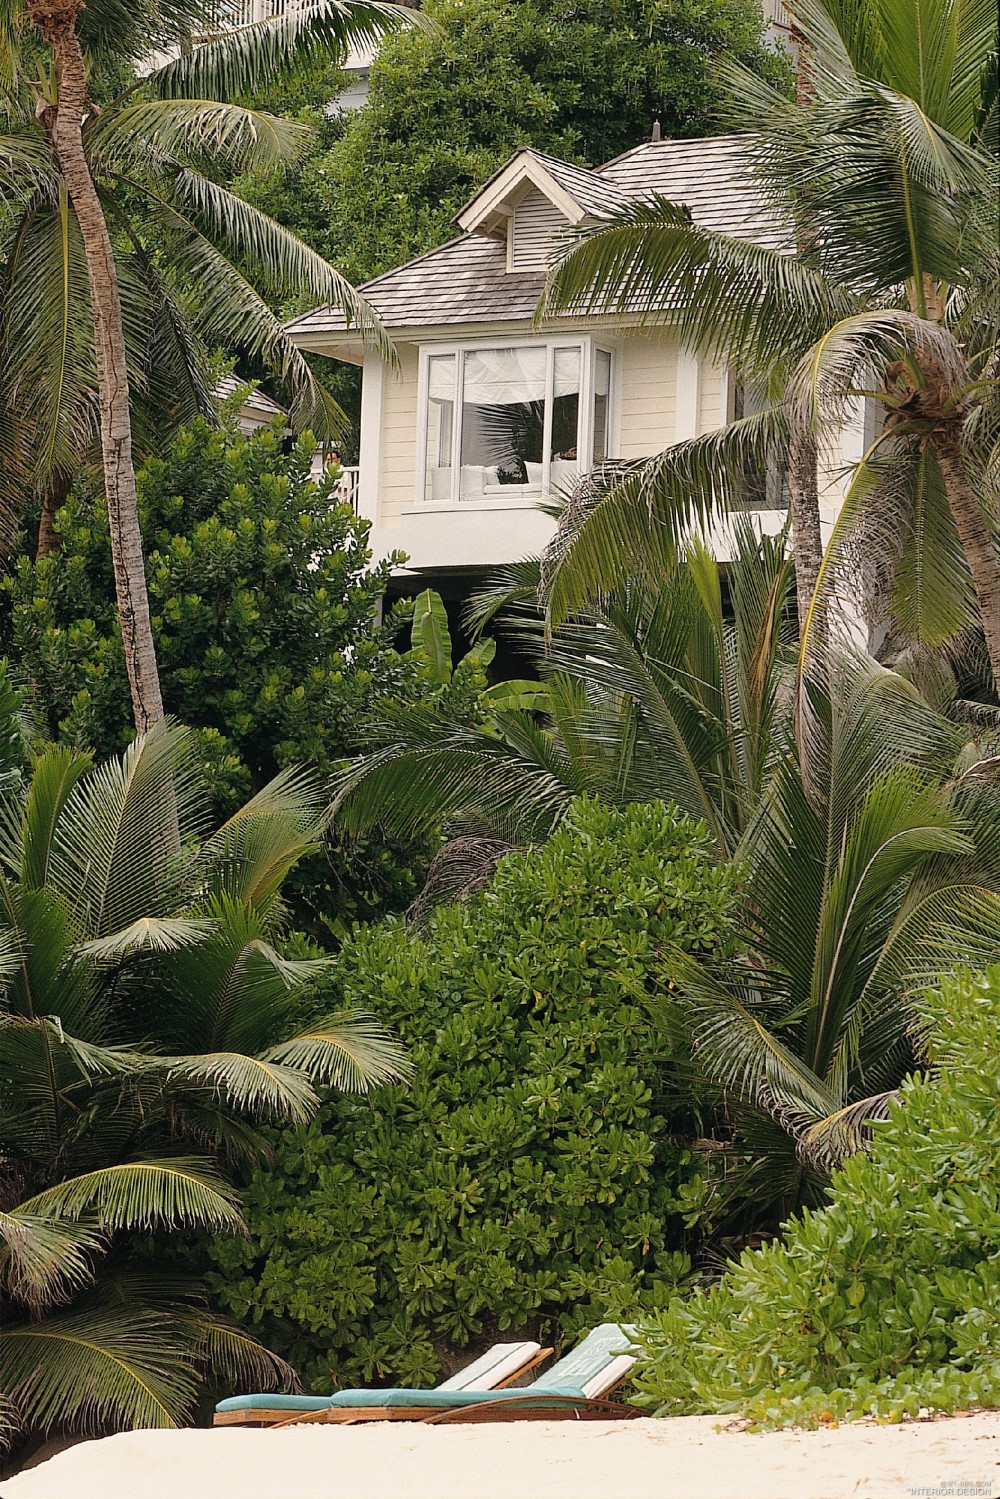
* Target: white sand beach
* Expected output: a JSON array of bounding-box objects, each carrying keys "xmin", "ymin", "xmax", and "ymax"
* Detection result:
[{"xmin": 2, "ymin": 1413, "xmax": 996, "ymax": 1499}]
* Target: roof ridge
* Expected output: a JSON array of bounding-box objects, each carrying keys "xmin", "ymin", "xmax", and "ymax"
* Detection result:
[{"xmin": 596, "ymin": 131, "xmax": 752, "ymax": 174}]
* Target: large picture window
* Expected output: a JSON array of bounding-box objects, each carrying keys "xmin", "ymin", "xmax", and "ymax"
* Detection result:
[{"xmin": 420, "ymin": 339, "xmax": 613, "ymax": 505}]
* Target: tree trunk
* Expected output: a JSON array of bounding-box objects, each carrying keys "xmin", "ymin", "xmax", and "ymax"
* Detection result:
[
  {"xmin": 934, "ymin": 426, "xmax": 1000, "ymax": 690},
  {"xmin": 33, "ymin": 1, "xmax": 164, "ymax": 732},
  {"xmin": 785, "ymin": 24, "xmax": 826, "ymax": 648},
  {"xmin": 36, "ymin": 471, "xmax": 70, "ymax": 561},
  {"xmin": 787, "ymin": 426, "xmax": 825, "ymax": 642}
]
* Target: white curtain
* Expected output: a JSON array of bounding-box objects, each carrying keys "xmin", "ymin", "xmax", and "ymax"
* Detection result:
[
  {"xmin": 428, "ymin": 353, "xmax": 457, "ymax": 402},
  {"xmin": 553, "ymin": 347, "xmax": 581, "ymax": 399},
  {"xmin": 463, "ymin": 348, "xmax": 546, "ymax": 406}
]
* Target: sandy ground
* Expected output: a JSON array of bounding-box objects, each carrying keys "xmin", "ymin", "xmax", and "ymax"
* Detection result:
[{"xmin": 1, "ymin": 1413, "xmax": 997, "ymax": 1499}]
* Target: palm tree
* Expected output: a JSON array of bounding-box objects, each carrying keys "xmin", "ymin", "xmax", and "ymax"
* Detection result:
[
  {"xmin": 332, "ymin": 539, "xmax": 1000, "ymax": 1214},
  {"xmin": 1, "ymin": 0, "xmax": 408, "ymax": 730},
  {"xmin": 332, "ymin": 525, "xmax": 795, "ymax": 857},
  {"xmin": 537, "ymin": 0, "xmax": 999, "ymax": 681},
  {"xmin": 655, "ymin": 655, "xmax": 1000, "ymax": 1215},
  {"xmin": 0, "ymin": 720, "xmax": 406, "ymax": 1452}
]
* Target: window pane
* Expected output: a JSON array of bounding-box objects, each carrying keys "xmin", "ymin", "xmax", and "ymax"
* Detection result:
[
  {"xmin": 592, "ymin": 349, "xmax": 612, "ymax": 465},
  {"xmin": 460, "ymin": 347, "xmax": 546, "ymax": 498},
  {"xmin": 425, "ymin": 354, "xmax": 456, "ymax": 503},
  {"xmin": 550, "ymin": 346, "xmax": 581, "ymax": 492}
]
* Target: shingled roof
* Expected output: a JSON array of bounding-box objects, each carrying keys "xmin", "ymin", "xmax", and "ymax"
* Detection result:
[
  {"xmin": 285, "ymin": 133, "xmax": 785, "ymax": 342},
  {"xmin": 599, "ymin": 135, "xmax": 785, "ymax": 249}
]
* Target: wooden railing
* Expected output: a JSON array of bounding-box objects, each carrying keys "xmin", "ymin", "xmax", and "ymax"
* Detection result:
[{"xmin": 337, "ymin": 466, "xmax": 361, "ymax": 513}]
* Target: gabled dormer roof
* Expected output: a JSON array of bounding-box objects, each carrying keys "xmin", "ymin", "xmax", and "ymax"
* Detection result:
[{"xmin": 455, "ymin": 147, "xmax": 631, "ymax": 237}]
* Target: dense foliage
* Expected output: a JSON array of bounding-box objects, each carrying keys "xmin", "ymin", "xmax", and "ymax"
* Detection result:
[
  {"xmin": 0, "ymin": 722, "xmax": 405, "ymax": 1454},
  {"xmin": 335, "ymin": 534, "xmax": 1000, "ymax": 1212},
  {"xmin": 238, "ymin": 0, "xmax": 790, "ymax": 289},
  {"xmin": 5, "ymin": 414, "xmax": 402, "ymax": 808},
  {"xmin": 208, "ymin": 798, "xmax": 737, "ymax": 1390},
  {"xmin": 633, "ymin": 964, "xmax": 1000, "ymax": 1427}
]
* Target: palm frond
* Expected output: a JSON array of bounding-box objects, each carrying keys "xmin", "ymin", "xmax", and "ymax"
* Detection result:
[
  {"xmin": 654, "ymin": 943, "xmax": 842, "ymax": 1124},
  {"xmin": 539, "ymin": 198, "xmax": 851, "ymax": 378},
  {"xmin": 0, "ymin": 1208, "xmax": 100, "ymax": 1314},
  {"xmin": 540, "ymin": 407, "xmax": 786, "ymax": 629},
  {"xmin": 169, "ymin": 169, "xmax": 395, "ymax": 361},
  {"xmin": 795, "ymin": 1089, "xmax": 897, "ymax": 1168},
  {"xmin": 262, "ymin": 1010, "xmax": 410, "ymax": 1092},
  {"xmin": 88, "ymin": 98, "xmax": 308, "ymax": 174},
  {"xmin": 163, "ymin": 1051, "xmax": 319, "ymax": 1124},
  {"xmin": 48, "ymin": 720, "xmax": 204, "ymax": 939},
  {"xmin": 20, "ymin": 1159, "xmax": 243, "ymax": 1233},
  {"xmin": 788, "ymin": 309, "xmax": 970, "ymax": 434},
  {"xmin": 126, "ymin": 180, "xmax": 359, "ymax": 438},
  {"xmin": 331, "ymin": 703, "xmax": 583, "ymax": 843},
  {"xmin": 76, "ymin": 916, "xmax": 214, "ymax": 962},
  {"xmin": 198, "ymin": 765, "xmax": 326, "ymax": 911},
  {"xmin": 0, "ymin": 1303, "xmax": 197, "ymax": 1437},
  {"xmin": 147, "ymin": 0, "xmax": 419, "ymax": 103}
]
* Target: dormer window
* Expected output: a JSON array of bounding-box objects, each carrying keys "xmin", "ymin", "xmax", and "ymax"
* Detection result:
[{"xmin": 418, "ymin": 337, "xmax": 616, "ymax": 507}]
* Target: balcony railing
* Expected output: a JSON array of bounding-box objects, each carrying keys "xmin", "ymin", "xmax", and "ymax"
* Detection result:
[
  {"xmin": 209, "ymin": 0, "xmax": 309, "ymax": 24},
  {"xmin": 311, "ymin": 456, "xmax": 360, "ymax": 513}
]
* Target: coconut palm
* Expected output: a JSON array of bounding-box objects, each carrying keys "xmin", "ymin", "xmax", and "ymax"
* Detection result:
[
  {"xmin": 655, "ymin": 654, "xmax": 1000, "ymax": 1215},
  {"xmin": 0, "ymin": 0, "xmax": 409, "ymax": 731},
  {"xmin": 332, "ymin": 523, "xmax": 795, "ymax": 858},
  {"xmin": 537, "ymin": 0, "xmax": 1000, "ymax": 682},
  {"xmin": 0, "ymin": 720, "xmax": 406, "ymax": 1452},
  {"xmin": 333, "ymin": 538, "xmax": 1000, "ymax": 1217}
]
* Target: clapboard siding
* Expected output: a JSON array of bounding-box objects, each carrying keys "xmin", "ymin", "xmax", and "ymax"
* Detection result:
[
  {"xmin": 618, "ymin": 330, "xmax": 679, "ymax": 459},
  {"xmin": 378, "ymin": 344, "xmax": 420, "ymax": 526},
  {"xmin": 509, "ymin": 189, "xmax": 567, "ymax": 271}
]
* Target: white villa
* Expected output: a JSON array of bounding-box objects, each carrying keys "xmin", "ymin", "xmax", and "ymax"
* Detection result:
[{"xmin": 285, "ymin": 133, "xmax": 868, "ymax": 593}]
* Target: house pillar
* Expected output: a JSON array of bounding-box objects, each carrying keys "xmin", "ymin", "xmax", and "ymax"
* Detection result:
[{"xmin": 357, "ymin": 353, "xmax": 385, "ymax": 528}]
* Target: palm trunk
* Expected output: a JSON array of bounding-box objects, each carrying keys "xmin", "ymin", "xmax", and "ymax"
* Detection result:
[
  {"xmin": 785, "ymin": 27, "xmax": 826, "ymax": 649},
  {"xmin": 36, "ymin": 470, "xmax": 70, "ymax": 561},
  {"xmin": 934, "ymin": 426, "xmax": 1000, "ymax": 689},
  {"xmin": 32, "ymin": 1, "xmax": 164, "ymax": 732},
  {"xmin": 787, "ymin": 427, "xmax": 825, "ymax": 642}
]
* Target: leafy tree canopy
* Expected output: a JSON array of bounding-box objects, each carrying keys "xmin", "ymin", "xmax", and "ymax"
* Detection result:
[
  {"xmin": 238, "ymin": 0, "xmax": 792, "ymax": 289},
  {"xmin": 4, "ymin": 409, "xmax": 403, "ymax": 805}
]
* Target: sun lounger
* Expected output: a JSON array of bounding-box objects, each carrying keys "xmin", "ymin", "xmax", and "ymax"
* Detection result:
[
  {"xmin": 216, "ymin": 1324, "xmax": 640, "ymax": 1428},
  {"xmin": 213, "ymin": 1340, "xmax": 551, "ymax": 1427}
]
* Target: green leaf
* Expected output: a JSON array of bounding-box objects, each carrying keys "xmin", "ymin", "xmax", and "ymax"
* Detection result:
[{"xmin": 410, "ymin": 588, "xmax": 453, "ymax": 683}]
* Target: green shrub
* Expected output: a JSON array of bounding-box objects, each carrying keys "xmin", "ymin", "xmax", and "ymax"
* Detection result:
[
  {"xmin": 634, "ymin": 965, "xmax": 1000, "ymax": 1427},
  {"xmin": 5, "ymin": 416, "xmax": 403, "ymax": 802},
  {"xmin": 2, "ymin": 413, "xmax": 442, "ymax": 936},
  {"xmin": 207, "ymin": 798, "xmax": 737, "ymax": 1390}
]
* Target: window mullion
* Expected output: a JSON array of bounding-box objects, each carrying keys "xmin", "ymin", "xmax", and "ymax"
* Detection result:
[
  {"xmin": 542, "ymin": 342, "xmax": 555, "ymax": 493},
  {"xmin": 452, "ymin": 351, "xmax": 463, "ymax": 503}
]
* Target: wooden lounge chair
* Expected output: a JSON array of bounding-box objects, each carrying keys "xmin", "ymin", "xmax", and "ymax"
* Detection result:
[
  {"xmin": 213, "ymin": 1340, "xmax": 551, "ymax": 1428},
  {"xmin": 231, "ymin": 1323, "xmax": 641, "ymax": 1428}
]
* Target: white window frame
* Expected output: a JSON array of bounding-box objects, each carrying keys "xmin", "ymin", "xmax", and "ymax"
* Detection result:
[{"xmin": 413, "ymin": 334, "xmax": 617, "ymax": 510}]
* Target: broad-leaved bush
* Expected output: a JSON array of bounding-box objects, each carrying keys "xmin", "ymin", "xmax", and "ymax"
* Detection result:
[
  {"xmin": 207, "ymin": 799, "xmax": 737, "ymax": 1390},
  {"xmin": 633, "ymin": 965, "xmax": 1000, "ymax": 1427},
  {"xmin": 3, "ymin": 415, "xmax": 434, "ymax": 934}
]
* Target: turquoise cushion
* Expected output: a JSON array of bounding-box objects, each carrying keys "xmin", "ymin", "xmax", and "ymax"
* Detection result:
[
  {"xmin": 328, "ymin": 1384, "xmax": 585, "ymax": 1409},
  {"xmin": 216, "ymin": 1394, "xmax": 339, "ymax": 1413},
  {"xmin": 216, "ymin": 1384, "xmax": 586, "ymax": 1415}
]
